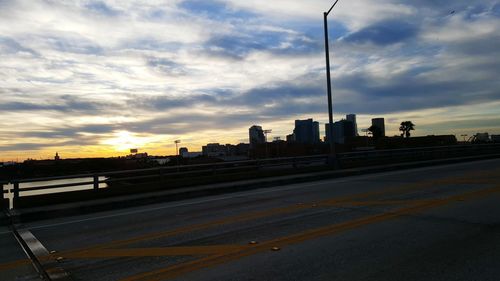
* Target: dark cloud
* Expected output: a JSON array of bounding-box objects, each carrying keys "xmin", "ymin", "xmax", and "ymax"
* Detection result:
[
  {"xmin": 0, "ymin": 36, "xmax": 38, "ymax": 56},
  {"xmin": 0, "ymin": 102, "xmax": 60, "ymax": 111},
  {"xmin": 125, "ymin": 111, "xmax": 268, "ymax": 136},
  {"xmin": 493, "ymin": 3, "xmax": 500, "ymax": 16},
  {"xmin": 47, "ymin": 36, "xmax": 103, "ymax": 55},
  {"xmin": 121, "ymin": 38, "xmax": 182, "ymax": 52},
  {"xmin": 334, "ymin": 68, "xmax": 500, "ymax": 114},
  {"xmin": 206, "ymin": 34, "xmax": 269, "ymax": 59},
  {"xmin": 85, "ymin": 1, "xmax": 121, "ymax": 16},
  {"xmin": 343, "ymin": 20, "xmax": 418, "ymax": 45},
  {"xmin": 134, "ymin": 94, "xmax": 217, "ymax": 110},
  {"xmin": 136, "ymin": 82, "xmax": 324, "ymax": 111},
  {"xmin": 226, "ymin": 84, "xmax": 323, "ymax": 106},
  {"xmin": 19, "ymin": 124, "xmax": 118, "ymax": 139},
  {"xmin": 0, "ymin": 95, "xmax": 108, "ymax": 113},
  {"xmin": 0, "ymin": 143, "xmax": 48, "ymax": 151},
  {"xmin": 205, "ymin": 30, "xmax": 320, "ymax": 59},
  {"xmin": 446, "ymin": 33, "xmax": 500, "ymax": 56},
  {"xmin": 146, "ymin": 58, "xmax": 187, "ymax": 76},
  {"xmin": 0, "ymin": 138, "xmax": 98, "ymax": 152}
]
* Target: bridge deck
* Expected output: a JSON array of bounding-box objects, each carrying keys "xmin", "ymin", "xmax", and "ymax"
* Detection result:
[{"xmin": 2, "ymin": 159, "xmax": 500, "ymax": 281}]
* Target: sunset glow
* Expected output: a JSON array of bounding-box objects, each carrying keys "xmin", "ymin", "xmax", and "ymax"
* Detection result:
[{"xmin": 1, "ymin": 0, "xmax": 499, "ymax": 161}]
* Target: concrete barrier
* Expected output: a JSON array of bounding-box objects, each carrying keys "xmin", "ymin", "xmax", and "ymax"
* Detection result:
[{"xmin": 11, "ymin": 153, "xmax": 500, "ymax": 223}]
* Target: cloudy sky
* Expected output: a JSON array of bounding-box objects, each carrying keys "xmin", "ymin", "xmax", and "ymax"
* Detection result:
[{"xmin": 1, "ymin": 0, "xmax": 499, "ymax": 160}]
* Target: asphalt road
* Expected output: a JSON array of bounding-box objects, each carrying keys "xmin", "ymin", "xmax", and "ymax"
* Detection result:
[
  {"xmin": 3, "ymin": 159, "xmax": 500, "ymax": 281},
  {"xmin": 0, "ymin": 226, "xmax": 41, "ymax": 281}
]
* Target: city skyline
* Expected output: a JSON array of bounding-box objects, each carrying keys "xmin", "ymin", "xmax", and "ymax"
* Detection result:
[{"xmin": 1, "ymin": 1, "xmax": 500, "ymax": 161}]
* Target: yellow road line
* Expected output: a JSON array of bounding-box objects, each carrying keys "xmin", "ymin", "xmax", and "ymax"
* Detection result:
[
  {"xmin": 119, "ymin": 185, "xmax": 500, "ymax": 281},
  {"xmin": 330, "ymin": 199, "xmax": 434, "ymax": 207},
  {"xmin": 2, "ymin": 168, "xmax": 497, "ymax": 272},
  {"xmin": 62, "ymin": 245, "xmax": 251, "ymax": 259},
  {"xmin": 63, "ymin": 173, "xmax": 474, "ymax": 253},
  {"xmin": 0, "ymin": 259, "xmax": 31, "ymax": 272}
]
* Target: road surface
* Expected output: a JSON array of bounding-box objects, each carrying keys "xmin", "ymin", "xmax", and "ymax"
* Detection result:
[{"xmin": 2, "ymin": 159, "xmax": 500, "ymax": 281}]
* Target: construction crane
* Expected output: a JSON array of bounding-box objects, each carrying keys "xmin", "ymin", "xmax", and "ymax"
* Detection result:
[{"xmin": 468, "ymin": 133, "xmax": 490, "ymax": 143}]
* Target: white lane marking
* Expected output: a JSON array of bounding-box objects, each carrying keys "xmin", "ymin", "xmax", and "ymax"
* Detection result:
[{"xmin": 26, "ymin": 159, "xmax": 499, "ymax": 230}]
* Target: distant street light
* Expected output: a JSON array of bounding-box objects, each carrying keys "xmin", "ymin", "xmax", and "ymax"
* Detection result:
[
  {"xmin": 174, "ymin": 140, "xmax": 181, "ymax": 155},
  {"xmin": 174, "ymin": 140, "xmax": 181, "ymax": 166},
  {"xmin": 324, "ymin": 0, "xmax": 341, "ymax": 160},
  {"xmin": 263, "ymin": 130, "xmax": 272, "ymax": 142}
]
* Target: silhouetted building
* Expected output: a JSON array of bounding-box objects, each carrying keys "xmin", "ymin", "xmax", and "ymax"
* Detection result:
[
  {"xmin": 181, "ymin": 151, "xmax": 202, "ymax": 158},
  {"xmin": 376, "ymin": 135, "xmax": 457, "ymax": 149},
  {"xmin": 179, "ymin": 147, "xmax": 188, "ymax": 155},
  {"xmin": 346, "ymin": 114, "xmax": 358, "ymax": 136},
  {"xmin": 202, "ymin": 143, "xmax": 227, "ymax": 157},
  {"xmin": 326, "ymin": 120, "xmax": 355, "ymax": 144},
  {"xmin": 179, "ymin": 147, "xmax": 201, "ymax": 158},
  {"xmin": 234, "ymin": 143, "xmax": 250, "ymax": 156},
  {"xmin": 249, "ymin": 125, "xmax": 265, "ymax": 148},
  {"xmin": 492, "ymin": 135, "xmax": 500, "ymax": 143},
  {"xmin": 325, "ymin": 123, "xmax": 332, "ymax": 144},
  {"xmin": 371, "ymin": 118, "xmax": 386, "ymax": 137},
  {"xmin": 294, "ymin": 119, "xmax": 320, "ymax": 144},
  {"xmin": 201, "ymin": 143, "xmax": 250, "ymax": 158},
  {"xmin": 286, "ymin": 133, "xmax": 295, "ymax": 143},
  {"xmin": 126, "ymin": 152, "xmax": 148, "ymax": 159}
]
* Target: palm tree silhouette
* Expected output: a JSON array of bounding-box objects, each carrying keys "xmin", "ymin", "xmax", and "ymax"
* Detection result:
[{"xmin": 399, "ymin": 121, "xmax": 415, "ymax": 138}]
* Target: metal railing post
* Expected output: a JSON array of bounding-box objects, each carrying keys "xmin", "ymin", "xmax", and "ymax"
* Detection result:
[
  {"xmin": 93, "ymin": 175, "xmax": 99, "ymax": 191},
  {"xmin": 13, "ymin": 181, "xmax": 20, "ymax": 209}
]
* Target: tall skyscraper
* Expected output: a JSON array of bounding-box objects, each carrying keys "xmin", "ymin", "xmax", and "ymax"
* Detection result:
[
  {"xmin": 325, "ymin": 123, "xmax": 332, "ymax": 144},
  {"xmin": 346, "ymin": 114, "xmax": 358, "ymax": 136},
  {"xmin": 249, "ymin": 125, "xmax": 265, "ymax": 148},
  {"xmin": 294, "ymin": 119, "xmax": 320, "ymax": 144},
  {"xmin": 326, "ymin": 120, "xmax": 355, "ymax": 144},
  {"xmin": 371, "ymin": 118, "xmax": 386, "ymax": 137}
]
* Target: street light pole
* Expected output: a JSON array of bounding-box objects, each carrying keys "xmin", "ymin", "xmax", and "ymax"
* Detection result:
[
  {"xmin": 174, "ymin": 140, "xmax": 181, "ymax": 166},
  {"xmin": 324, "ymin": 0, "xmax": 340, "ymax": 159}
]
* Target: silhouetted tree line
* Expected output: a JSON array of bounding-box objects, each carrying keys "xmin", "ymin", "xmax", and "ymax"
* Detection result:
[{"xmin": 0, "ymin": 157, "xmax": 160, "ymax": 180}]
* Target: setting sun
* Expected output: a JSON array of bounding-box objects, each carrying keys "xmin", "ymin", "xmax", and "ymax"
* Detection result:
[{"xmin": 102, "ymin": 131, "xmax": 152, "ymax": 152}]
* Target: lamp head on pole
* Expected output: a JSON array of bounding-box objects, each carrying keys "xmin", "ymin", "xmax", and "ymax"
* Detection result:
[{"xmin": 325, "ymin": 0, "xmax": 341, "ymax": 16}]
